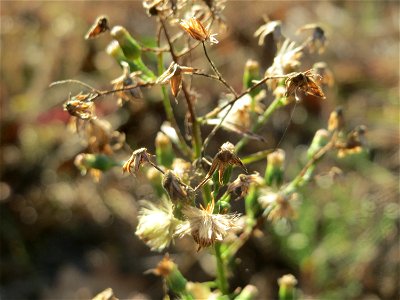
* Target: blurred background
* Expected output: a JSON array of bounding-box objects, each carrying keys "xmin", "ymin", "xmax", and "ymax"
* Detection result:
[{"xmin": 1, "ymin": 1, "xmax": 399, "ymax": 299}]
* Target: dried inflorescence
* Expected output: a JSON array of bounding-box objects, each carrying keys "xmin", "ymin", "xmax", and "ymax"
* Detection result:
[
  {"xmin": 63, "ymin": 93, "xmax": 96, "ymax": 120},
  {"xmin": 196, "ymin": 142, "xmax": 247, "ymax": 190},
  {"xmin": 56, "ymin": 4, "xmax": 369, "ymax": 297},
  {"xmin": 179, "ymin": 17, "xmax": 219, "ymax": 44},
  {"xmin": 227, "ymin": 172, "xmax": 263, "ymax": 198},
  {"xmin": 162, "ymin": 170, "xmax": 193, "ymax": 203},
  {"xmin": 157, "ymin": 62, "xmax": 198, "ymax": 97},
  {"xmin": 285, "ymin": 69, "xmax": 326, "ymax": 101},
  {"xmin": 111, "ymin": 62, "xmax": 143, "ymax": 106},
  {"xmin": 122, "ymin": 148, "xmax": 153, "ymax": 175}
]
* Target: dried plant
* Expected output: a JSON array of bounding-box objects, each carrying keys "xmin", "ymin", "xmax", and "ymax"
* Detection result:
[{"xmin": 51, "ymin": 1, "xmax": 367, "ymax": 299}]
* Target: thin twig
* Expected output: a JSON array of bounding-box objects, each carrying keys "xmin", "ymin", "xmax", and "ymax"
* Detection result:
[
  {"xmin": 202, "ymin": 42, "xmax": 237, "ymax": 97},
  {"xmin": 49, "ymin": 79, "xmax": 99, "ymax": 92},
  {"xmin": 160, "ymin": 17, "xmax": 203, "ymax": 158}
]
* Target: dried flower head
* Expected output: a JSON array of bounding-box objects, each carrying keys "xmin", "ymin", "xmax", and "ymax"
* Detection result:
[
  {"xmin": 179, "ymin": 17, "xmax": 218, "ymax": 44},
  {"xmin": 336, "ymin": 125, "xmax": 367, "ymax": 158},
  {"xmin": 297, "ymin": 23, "xmax": 326, "ymax": 54},
  {"xmin": 111, "ymin": 62, "xmax": 143, "ymax": 106},
  {"xmin": 176, "ymin": 200, "xmax": 241, "ymax": 250},
  {"xmin": 254, "ymin": 19, "xmax": 283, "ymax": 46},
  {"xmin": 143, "ymin": 0, "xmax": 171, "ymax": 17},
  {"xmin": 123, "ymin": 148, "xmax": 152, "ymax": 175},
  {"xmin": 157, "ymin": 62, "xmax": 198, "ymax": 98},
  {"xmin": 63, "ymin": 93, "xmax": 96, "ymax": 120},
  {"xmin": 196, "ymin": 142, "xmax": 247, "ymax": 190},
  {"xmin": 85, "ymin": 15, "xmax": 110, "ymax": 39},
  {"xmin": 285, "ymin": 69, "xmax": 326, "ymax": 101},
  {"xmin": 135, "ymin": 197, "xmax": 182, "ymax": 251},
  {"xmin": 162, "ymin": 170, "xmax": 193, "ymax": 203},
  {"xmin": 266, "ymin": 39, "xmax": 303, "ymax": 77},
  {"xmin": 69, "ymin": 118, "xmax": 124, "ymax": 155},
  {"xmin": 213, "ymin": 94, "xmax": 264, "ymax": 133},
  {"xmin": 313, "ymin": 62, "xmax": 334, "ymax": 87},
  {"xmin": 258, "ymin": 190, "xmax": 297, "ymax": 222},
  {"xmin": 227, "ymin": 172, "xmax": 263, "ymax": 198}
]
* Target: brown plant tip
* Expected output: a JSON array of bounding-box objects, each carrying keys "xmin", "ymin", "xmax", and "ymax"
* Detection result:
[
  {"xmin": 285, "ymin": 69, "xmax": 326, "ymax": 101},
  {"xmin": 85, "ymin": 16, "xmax": 110, "ymax": 40},
  {"xmin": 179, "ymin": 17, "xmax": 218, "ymax": 44},
  {"xmin": 122, "ymin": 148, "xmax": 152, "ymax": 175}
]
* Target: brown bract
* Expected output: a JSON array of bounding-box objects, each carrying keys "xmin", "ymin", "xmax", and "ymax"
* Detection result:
[{"xmin": 156, "ymin": 62, "xmax": 197, "ymax": 98}]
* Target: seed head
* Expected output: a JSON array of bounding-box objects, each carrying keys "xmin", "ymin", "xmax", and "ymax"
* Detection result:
[
  {"xmin": 135, "ymin": 197, "xmax": 181, "ymax": 251},
  {"xmin": 176, "ymin": 200, "xmax": 241, "ymax": 251}
]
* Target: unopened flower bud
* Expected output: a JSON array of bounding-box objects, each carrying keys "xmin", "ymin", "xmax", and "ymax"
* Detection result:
[
  {"xmin": 278, "ymin": 274, "xmax": 298, "ymax": 300},
  {"xmin": 146, "ymin": 167, "xmax": 164, "ymax": 197},
  {"xmin": 150, "ymin": 255, "xmax": 188, "ymax": 295},
  {"xmin": 155, "ymin": 132, "xmax": 174, "ymax": 168},
  {"xmin": 111, "ymin": 26, "xmax": 142, "ymax": 61},
  {"xmin": 307, "ymin": 129, "xmax": 329, "ymax": 159},
  {"xmin": 234, "ymin": 284, "xmax": 259, "ymax": 300},
  {"xmin": 328, "ymin": 107, "xmax": 344, "ymax": 132},
  {"xmin": 243, "ymin": 60, "xmax": 261, "ymax": 97},
  {"xmin": 74, "ymin": 153, "xmax": 118, "ymax": 175},
  {"xmin": 265, "ymin": 149, "xmax": 285, "ymax": 187}
]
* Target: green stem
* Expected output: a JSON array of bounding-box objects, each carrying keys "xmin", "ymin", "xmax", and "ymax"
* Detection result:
[
  {"xmin": 235, "ymin": 97, "xmax": 284, "ymax": 153},
  {"xmin": 241, "ymin": 149, "xmax": 274, "ymax": 165},
  {"xmin": 215, "ymin": 242, "xmax": 229, "ymax": 295}
]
